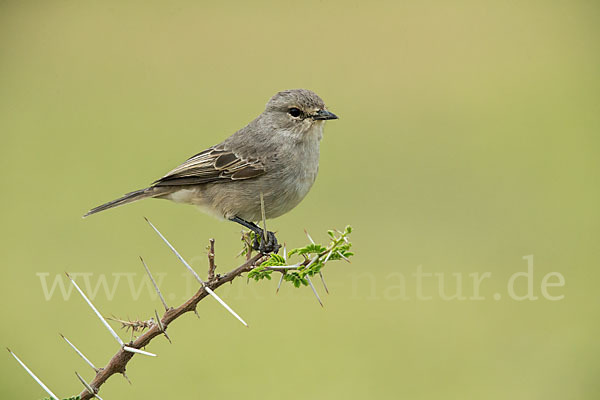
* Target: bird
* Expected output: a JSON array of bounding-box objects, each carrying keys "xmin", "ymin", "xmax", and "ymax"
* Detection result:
[{"xmin": 84, "ymin": 89, "xmax": 338, "ymax": 253}]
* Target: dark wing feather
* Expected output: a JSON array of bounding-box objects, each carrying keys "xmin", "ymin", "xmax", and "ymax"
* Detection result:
[
  {"xmin": 152, "ymin": 146, "xmax": 266, "ymax": 187},
  {"xmin": 231, "ymin": 166, "xmax": 264, "ymax": 180}
]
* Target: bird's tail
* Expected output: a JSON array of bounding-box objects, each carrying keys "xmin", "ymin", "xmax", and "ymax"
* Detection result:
[{"xmin": 83, "ymin": 187, "xmax": 168, "ymax": 217}]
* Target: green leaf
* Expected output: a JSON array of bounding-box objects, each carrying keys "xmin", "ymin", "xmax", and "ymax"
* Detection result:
[
  {"xmin": 283, "ymin": 271, "xmax": 308, "ymax": 287},
  {"xmin": 247, "ymin": 266, "xmax": 273, "ymax": 281},
  {"xmin": 260, "ymin": 254, "xmax": 286, "ymax": 267},
  {"xmin": 288, "ymin": 243, "xmax": 327, "ymax": 256}
]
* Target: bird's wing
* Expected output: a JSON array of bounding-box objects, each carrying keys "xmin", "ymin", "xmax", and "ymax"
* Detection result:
[{"xmin": 152, "ymin": 146, "xmax": 266, "ymax": 187}]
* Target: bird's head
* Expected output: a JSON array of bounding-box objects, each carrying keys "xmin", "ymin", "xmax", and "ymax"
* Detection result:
[{"xmin": 263, "ymin": 89, "xmax": 338, "ymax": 139}]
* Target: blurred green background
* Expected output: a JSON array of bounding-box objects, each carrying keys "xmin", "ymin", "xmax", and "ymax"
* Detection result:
[{"xmin": 1, "ymin": 0, "xmax": 599, "ymax": 399}]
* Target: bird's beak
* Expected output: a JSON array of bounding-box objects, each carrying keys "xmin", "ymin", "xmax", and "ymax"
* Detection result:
[{"xmin": 312, "ymin": 109, "xmax": 339, "ymax": 120}]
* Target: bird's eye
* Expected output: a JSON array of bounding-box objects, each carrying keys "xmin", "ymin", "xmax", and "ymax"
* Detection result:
[{"xmin": 288, "ymin": 107, "xmax": 301, "ymax": 118}]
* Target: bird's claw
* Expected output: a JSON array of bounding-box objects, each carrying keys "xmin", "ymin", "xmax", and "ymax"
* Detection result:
[{"xmin": 253, "ymin": 230, "xmax": 280, "ymax": 254}]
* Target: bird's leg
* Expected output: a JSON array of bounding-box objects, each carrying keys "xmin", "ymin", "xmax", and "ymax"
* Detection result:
[{"xmin": 230, "ymin": 216, "xmax": 280, "ymax": 254}]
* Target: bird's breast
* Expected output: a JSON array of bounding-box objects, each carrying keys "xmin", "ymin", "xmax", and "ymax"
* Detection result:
[{"xmin": 277, "ymin": 137, "xmax": 321, "ymax": 202}]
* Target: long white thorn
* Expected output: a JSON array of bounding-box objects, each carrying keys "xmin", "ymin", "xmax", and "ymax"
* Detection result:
[
  {"xmin": 276, "ymin": 273, "xmax": 284, "ymax": 294},
  {"xmin": 144, "ymin": 218, "xmax": 248, "ymax": 327},
  {"xmin": 319, "ymin": 271, "xmax": 330, "ymax": 294},
  {"xmin": 60, "ymin": 334, "xmax": 99, "ymax": 372},
  {"xmin": 337, "ymin": 250, "xmax": 351, "ymax": 263},
  {"xmin": 154, "ymin": 309, "xmax": 171, "ymax": 343},
  {"xmin": 7, "ymin": 348, "xmax": 60, "ymax": 400},
  {"xmin": 66, "ymin": 273, "xmax": 124, "ymax": 346},
  {"xmin": 305, "ymin": 275, "xmax": 324, "ymax": 307},
  {"xmin": 319, "ymin": 249, "xmax": 333, "ymax": 294},
  {"xmin": 140, "ymin": 257, "xmax": 169, "ymax": 311},
  {"xmin": 305, "ymin": 255, "xmax": 318, "ymax": 269},
  {"xmin": 304, "ymin": 229, "xmax": 315, "ymax": 244},
  {"xmin": 323, "ymin": 249, "xmax": 333, "ymax": 264},
  {"xmin": 75, "ymin": 371, "xmax": 103, "ymax": 400},
  {"xmin": 123, "ymin": 346, "xmax": 157, "ymax": 357},
  {"xmin": 204, "ymin": 286, "xmax": 248, "ymax": 327},
  {"xmin": 264, "ymin": 263, "xmax": 302, "ymax": 270}
]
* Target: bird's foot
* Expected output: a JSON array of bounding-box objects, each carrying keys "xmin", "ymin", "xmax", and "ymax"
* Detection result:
[{"xmin": 252, "ymin": 230, "xmax": 280, "ymax": 254}]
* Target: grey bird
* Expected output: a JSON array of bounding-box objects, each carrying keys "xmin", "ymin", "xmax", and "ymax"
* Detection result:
[{"xmin": 84, "ymin": 89, "xmax": 338, "ymax": 253}]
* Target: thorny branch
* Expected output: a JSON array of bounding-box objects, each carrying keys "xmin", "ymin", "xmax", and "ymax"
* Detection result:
[
  {"xmin": 9, "ymin": 222, "xmax": 353, "ymax": 400},
  {"xmin": 78, "ymin": 251, "xmax": 265, "ymax": 400}
]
